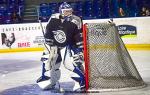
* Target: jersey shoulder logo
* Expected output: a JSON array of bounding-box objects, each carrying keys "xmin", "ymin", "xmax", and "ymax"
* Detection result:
[{"xmin": 53, "ymin": 30, "xmax": 66, "ymax": 44}]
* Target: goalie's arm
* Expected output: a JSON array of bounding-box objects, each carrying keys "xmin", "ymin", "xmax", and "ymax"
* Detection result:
[{"xmin": 44, "ymin": 19, "xmax": 54, "ymax": 46}]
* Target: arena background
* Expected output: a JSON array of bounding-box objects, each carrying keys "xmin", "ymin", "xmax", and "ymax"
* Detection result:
[
  {"xmin": 0, "ymin": 0, "xmax": 150, "ymax": 95},
  {"xmin": 0, "ymin": 0, "xmax": 150, "ymax": 52}
]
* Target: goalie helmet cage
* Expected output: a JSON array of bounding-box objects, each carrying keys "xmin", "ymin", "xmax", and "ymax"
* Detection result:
[{"xmin": 83, "ymin": 23, "xmax": 146, "ymax": 92}]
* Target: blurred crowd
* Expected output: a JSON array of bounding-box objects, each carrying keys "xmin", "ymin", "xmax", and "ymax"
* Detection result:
[{"xmin": 0, "ymin": 0, "xmax": 150, "ymax": 24}]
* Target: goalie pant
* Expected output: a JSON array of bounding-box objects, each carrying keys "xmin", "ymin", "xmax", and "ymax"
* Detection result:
[{"xmin": 37, "ymin": 13, "xmax": 85, "ymax": 91}]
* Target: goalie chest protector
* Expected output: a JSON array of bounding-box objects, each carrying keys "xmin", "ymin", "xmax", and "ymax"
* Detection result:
[{"xmin": 44, "ymin": 18, "xmax": 81, "ymax": 47}]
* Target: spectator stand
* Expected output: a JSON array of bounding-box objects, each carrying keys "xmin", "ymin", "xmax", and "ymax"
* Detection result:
[
  {"xmin": 0, "ymin": 0, "xmax": 24, "ymax": 24},
  {"xmin": 38, "ymin": 3, "xmax": 52, "ymax": 22},
  {"xmin": 1, "ymin": 0, "xmax": 149, "ymax": 24}
]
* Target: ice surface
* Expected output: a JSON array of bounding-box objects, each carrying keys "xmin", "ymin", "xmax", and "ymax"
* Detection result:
[{"xmin": 0, "ymin": 50, "xmax": 150, "ymax": 95}]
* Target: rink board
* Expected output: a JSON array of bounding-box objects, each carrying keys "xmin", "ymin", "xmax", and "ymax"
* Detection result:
[{"xmin": 0, "ymin": 17, "xmax": 150, "ymax": 53}]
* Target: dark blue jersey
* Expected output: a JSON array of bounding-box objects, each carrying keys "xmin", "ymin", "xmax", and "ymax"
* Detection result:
[{"xmin": 44, "ymin": 13, "xmax": 83, "ymax": 48}]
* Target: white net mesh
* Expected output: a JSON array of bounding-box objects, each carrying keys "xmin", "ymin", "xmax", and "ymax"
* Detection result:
[{"xmin": 83, "ymin": 23, "xmax": 146, "ymax": 91}]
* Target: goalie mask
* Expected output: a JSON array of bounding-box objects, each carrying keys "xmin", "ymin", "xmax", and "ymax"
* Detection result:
[{"xmin": 59, "ymin": 2, "xmax": 73, "ymax": 20}]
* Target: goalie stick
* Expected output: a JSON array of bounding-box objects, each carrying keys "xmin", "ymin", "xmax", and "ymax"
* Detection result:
[
  {"xmin": 38, "ymin": 20, "xmax": 51, "ymax": 77},
  {"xmin": 39, "ymin": 20, "xmax": 51, "ymax": 53}
]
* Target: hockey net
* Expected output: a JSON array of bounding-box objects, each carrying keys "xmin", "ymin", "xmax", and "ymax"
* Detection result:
[{"xmin": 83, "ymin": 23, "xmax": 146, "ymax": 91}]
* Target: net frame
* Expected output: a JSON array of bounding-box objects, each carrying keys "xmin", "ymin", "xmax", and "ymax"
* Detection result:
[{"xmin": 82, "ymin": 22, "xmax": 146, "ymax": 92}]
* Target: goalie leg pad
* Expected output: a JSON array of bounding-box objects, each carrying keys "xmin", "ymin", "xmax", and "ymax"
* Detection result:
[
  {"xmin": 49, "ymin": 53, "xmax": 61, "ymax": 84},
  {"xmin": 37, "ymin": 62, "xmax": 61, "ymax": 90},
  {"xmin": 50, "ymin": 68, "xmax": 61, "ymax": 87},
  {"xmin": 71, "ymin": 65, "xmax": 85, "ymax": 91},
  {"xmin": 72, "ymin": 52, "xmax": 85, "ymax": 74},
  {"xmin": 44, "ymin": 61, "xmax": 61, "ymax": 90},
  {"xmin": 37, "ymin": 47, "xmax": 62, "ymax": 90},
  {"xmin": 41, "ymin": 46, "xmax": 59, "ymax": 71}
]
